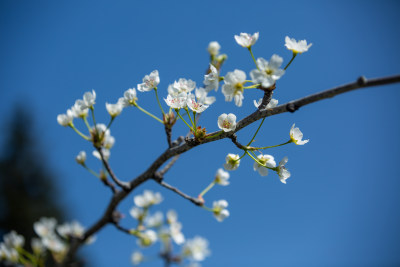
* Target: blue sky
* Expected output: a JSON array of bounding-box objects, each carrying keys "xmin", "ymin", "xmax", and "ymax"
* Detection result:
[{"xmin": 1, "ymin": 0, "xmax": 400, "ymax": 266}]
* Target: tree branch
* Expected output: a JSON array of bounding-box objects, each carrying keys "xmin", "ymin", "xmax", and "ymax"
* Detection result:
[
  {"xmin": 61, "ymin": 74, "xmax": 400, "ymax": 266},
  {"xmin": 153, "ymin": 177, "xmax": 203, "ymax": 206}
]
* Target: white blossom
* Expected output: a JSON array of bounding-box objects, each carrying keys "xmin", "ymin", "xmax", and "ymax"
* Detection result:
[
  {"xmin": 145, "ymin": 212, "xmax": 164, "ymax": 228},
  {"xmin": 137, "ymin": 230, "xmax": 157, "ymax": 247},
  {"xmin": 234, "ymin": 32, "xmax": 259, "ymax": 48},
  {"xmin": 218, "ymin": 113, "xmax": 236, "ymax": 132},
  {"xmin": 182, "ymin": 236, "xmax": 210, "ymax": 262},
  {"xmin": 129, "ymin": 206, "xmax": 145, "ymax": 220},
  {"xmin": 195, "ymin": 88, "xmax": 216, "ymax": 105},
  {"xmin": 203, "ymin": 64, "xmax": 219, "ymax": 92},
  {"xmin": 93, "ymin": 148, "xmax": 110, "ymax": 161},
  {"xmin": 134, "ymin": 190, "xmax": 163, "ymax": 208},
  {"xmin": 71, "ymin": 99, "xmax": 89, "ymax": 118},
  {"xmin": 34, "ymin": 217, "xmax": 57, "ymax": 238},
  {"xmin": 75, "ymin": 151, "xmax": 86, "ymax": 165},
  {"xmin": 138, "ymin": 70, "xmax": 160, "ymax": 92},
  {"xmin": 170, "ymin": 221, "xmax": 185, "ymax": 245},
  {"xmin": 0, "ymin": 244, "xmax": 18, "ymax": 263},
  {"xmin": 119, "ymin": 88, "xmax": 138, "ymax": 107},
  {"xmin": 250, "ymin": 55, "xmax": 285, "ymax": 88},
  {"xmin": 57, "ymin": 221, "xmax": 85, "ymax": 239},
  {"xmin": 131, "ymin": 251, "xmax": 144, "ymax": 265},
  {"xmin": 285, "ymin": 36, "xmax": 312, "ymax": 54},
  {"xmin": 224, "ymin": 153, "xmax": 240, "ymax": 171},
  {"xmin": 253, "ymin": 154, "xmax": 277, "ymax": 176},
  {"xmin": 31, "ymin": 238, "xmax": 45, "ymax": 255},
  {"xmin": 290, "ymin": 124, "xmax": 309, "ymax": 145},
  {"xmin": 42, "ymin": 235, "xmax": 67, "ymax": 253},
  {"xmin": 214, "ymin": 168, "xmax": 230, "ymax": 186},
  {"xmin": 57, "ymin": 109, "xmax": 74, "ymax": 126},
  {"xmin": 222, "ymin": 69, "xmax": 246, "ymax": 107},
  {"xmin": 164, "ymin": 93, "xmax": 188, "ymax": 109},
  {"xmin": 207, "ymin": 41, "xmax": 220, "ymax": 56},
  {"xmin": 166, "ymin": 210, "xmax": 178, "ymax": 224},
  {"xmin": 168, "ymin": 78, "xmax": 196, "ymax": 96},
  {"xmin": 212, "ymin": 200, "xmax": 230, "ymax": 222},
  {"xmin": 277, "ymin": 157, "xmax": 291, "ymax": 184},
  {"xmin": 106, "ymin": 102, "xmax": 123, "ymax": 118},
  {"xmin": 83, "ymin": 90, "xmax": 96, "ymax": 108},
  {"xmin": 253, "ymin": 98, "xmax": 278, "ymax": 109},
  {"xmin": 187, "ymin": 94, "xmax": 209, "ymax": 113},
  {"xmin": 3, "ymin": 231, "xmax": 24, "ymax": 248}
]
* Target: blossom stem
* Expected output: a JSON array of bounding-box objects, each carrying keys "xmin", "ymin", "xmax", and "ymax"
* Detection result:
[
  {"xmin": 248, "ymin": 47, "xmax": 259, "ymax": 70},
  {"xmin": 90, "ymin": 107, "xmax": 97, "ymax": 128},
  {"xmin": 247, "ymin": 117, "xmax": 266, "ymax": 146},
  {"xmin": 154, "ymin": 87, "xmax": 165, "ymax": 115},
  {"xmin": 246, "ymin": 151, "xmax": 265, "ymax": 167},
  {"xmin": 198, "ymin": 181, "xmax": 216, "ymax": 198},
  {"xmin": 284, "ymin": 53, "xmax": 297, "ymax": 70},
  {"xmin": 201, "ymin": 205, "xmax": 214, "ymax": 212},
  {"xmin": 176, "ymin": 110, "xmax": 194, "ymax": 131},
  {"xmin": 244, "ymin": 84, "xmax": 261, "ymax": 89},
  {"xmin": 83, "ymin": 165, "xmax": 100, "ymax": 178},
  {"xmin": 83, "ymin": 116, "xmax": 92, "ymax": 131},
  {"xmin": 135, "ymin": 104, "xmax": 164, "ymax": 124},
  {"xmin": 106, "ymin": 117, "xmax": 115, "ymax": 130},
  {"xmin": 70, "ymin": 124, "xmax": 91, "ymax": 140},
  {"xmin": 185, "ymin": 108, "xmax": 195, "ymax": 129},
  {"xmin": 253, "ymin": 140, "xmax": 292, "ymax": 150}
]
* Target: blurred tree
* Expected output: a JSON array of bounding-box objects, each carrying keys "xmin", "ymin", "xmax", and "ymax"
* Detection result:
[{"xmin": 0, "ymin": 106, "xmax": 65, "ymax": 266}]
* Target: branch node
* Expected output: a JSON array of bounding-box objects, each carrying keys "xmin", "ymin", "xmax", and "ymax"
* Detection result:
[
  {"xmin": 286, "ymin": 102, "xmax": 298, "ymax": 113},
  {"xmin": 357, "ymin": 76, "xmax": 367, "ymax": 85}
]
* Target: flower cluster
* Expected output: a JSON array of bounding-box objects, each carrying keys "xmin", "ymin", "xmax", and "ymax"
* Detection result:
[
  {"xmin": 0, "ymin": 218, "xmax": 94, "ymax": 265},
  {"xmin": 128, "ymin": 190, "xmax": 210, "ymax": 266}
]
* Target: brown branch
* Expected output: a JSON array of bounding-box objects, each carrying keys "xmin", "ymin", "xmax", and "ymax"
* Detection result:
[
  {"xmin": 96, "ymin": 147, "xmax": 130, "ymax": 191},
  {"xmin": 153, "ymin": 177, "xmax": 203, "ymax": 206},
  {"xmin": 61, "ymin": 74, "xmax": 400, "ymax": 266}
]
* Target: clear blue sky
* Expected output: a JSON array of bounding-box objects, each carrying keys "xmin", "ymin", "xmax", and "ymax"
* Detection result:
[{"xmin": 1, "ymin": 1, "xmax": 400, "ymax": 266}]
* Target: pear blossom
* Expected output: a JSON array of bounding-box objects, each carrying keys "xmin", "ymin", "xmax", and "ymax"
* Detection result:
[
  {"xmin": 253, "ymin": 98, "xmax": 278, "ymax": 109},
  {"xmin": 42, "ymin": 235, "xmax": 67, "ymax": 253},
  {"xmin": 31, "ymin": 238, "xmax": 45, "ymax": 255},
  {"xmin": 134, "ymin": 190, "xmax": 163, "ymax": 208},
  {"xmin": 130, "ymin": 206, "xmax": 145, "ymax": 220},
  {"xmin": 145, "ymin": 212, "xmax": 164, "ymax": 228},
  {"xmin": 234, "ymin": 32, "xmax": 259, "ymax": 48},
  {"xmin": 138, "ymin": 70, "xmax": 160, "ymax": 92},
  {"xmin": 34, "ymin": 217, "xmax": 57, "ymax": 238},
  {"xmin": 250, "ymin": 55, "xmax": 285, "ymax": 88},
  {"xmin": 224, "ymin": 153, "xmax": 240, "ymax": 170},
  {"xmin": 277, "ymin": 157, "xmax": 291, "ymax": 184},
  {"xmin": 0, "ymin": 244, "xmax": 18, "ymax": 263},
  {"xmin": 207, "ymin": 41, "xmax": 220, "ymax": 56},
  {"xmin": 253, "ymin": 154, "xmax": 277, "ymax": 176},
  {"xmin": 166, "ymin": 210, "xmax": 178, "ymax": 224},
  {"xmin": 57, "ymin": 109, "xmax": 74, "ymax": 126},
  {"xmin": 164, "ymin": 93, "xmax": 188, "ymax": 109},
  {"xmin": 57, "ymin": 221, "xmax": 85, "ymax": 239},
  {"xmin": 212, "ymin": 200, "xmax": 230, "ymax": 222},
  {"xmin": 218, "ymin": 113, "xmax": 236, "ymax": 132},
  {"xmin": 290, "ymin": 124, "xmax": 309, "ymax": 145},
  {"xmin": 285, "ymin": 36, "xmax": 312, "ymax": 54},
  {"xmin": 3, "ymin": 231, "xmax": 24, "ymax": 249},
  {"xmin": 187, "ymin": 94, "xmax": 209, "ymax": 113},
  {"xmin": 168, "ymin": 78, "xmax": 196, "ymax": 96},
  {"xmin": 195, "ymin": 88, "xmax": 216, "ymax": 105},
  {"xmin": 214, "ymin": 168, "xmax": 230, "ymax": 186},
  {"xmin": 222, "ymin": 69, "xmax": 246, "ymax": 107},
  {"xmin": 75, "ymin": 151, "xmax": 86, "ymax": 165},
  {"xmin": 169, "ymin": 221, "xmax": 185, "ymax": 245},
  {"xmin": 119, "ymin": 88, "xmax": 138, "ymax": 107},
  {"xmin": 92, "ymin": 148, "xmax": 110, "ymax": 161},
  {"xmin": 182, "ymin": 236, "xmax": 210, "ymax": 262},
  {"xmin": 137, "ymin": 229, "xmax": 157, "ymax": 247},
  {"xmin": 106, "ymin": 102, "xmax": 123, "ymax": 118},
  {"xmin": 131, "ymin": 251, "xmax": 144, "ymax": 265},
  {"xmin": 71, "ymin": 99, "xmax": 89, "ymax": 118},
  {"xmin": 204, "ymin": 64, "xmax": 219, "ymax": 92},
  {"xmin": 83, "ymin": 90, "xmax": 96, "ymax": 108}
]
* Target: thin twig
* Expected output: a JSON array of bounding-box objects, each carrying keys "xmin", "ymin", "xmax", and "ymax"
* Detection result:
[
  {"xmin": 96, "ymin": 147, "xmax": 130, "ymax": 191},
  {"xmin": 153, "ymin": 177, "xmax": 203, "ymax": 206}
]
